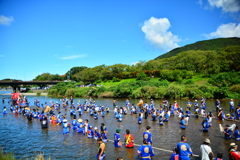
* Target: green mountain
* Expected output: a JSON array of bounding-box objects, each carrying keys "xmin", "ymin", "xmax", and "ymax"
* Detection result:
[{"xmin": 155, "ymin": 37, "xmax": 240, "ymax": 60}]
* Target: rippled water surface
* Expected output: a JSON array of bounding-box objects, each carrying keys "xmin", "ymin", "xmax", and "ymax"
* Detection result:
[{"xmin": 0, "ymin": 91, "xmax": 240, "ymax": 160}]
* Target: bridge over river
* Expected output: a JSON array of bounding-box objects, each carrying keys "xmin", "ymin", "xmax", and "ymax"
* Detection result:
[{"xmin": 0, "ymin": 81, "xmax": 61, "ymax": 92}]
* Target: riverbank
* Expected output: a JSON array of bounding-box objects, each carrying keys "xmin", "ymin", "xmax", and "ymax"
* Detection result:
[
  {"xmin": 47, "ymin": 76, "xmax": 240, "ymax": 100},
  {"xmin": 0, "ymin": 149, "xmax": 50, "ymax": 160}
]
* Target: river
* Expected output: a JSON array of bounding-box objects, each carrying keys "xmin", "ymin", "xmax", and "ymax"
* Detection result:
[{"xmin": 0, "ymin": 91, "xmax": 239, "ymax": 160}]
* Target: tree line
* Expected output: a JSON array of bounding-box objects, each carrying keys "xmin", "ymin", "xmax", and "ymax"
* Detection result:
[
  {"xmin": 35, "ymin": 45, "xmax": 240, "ymax": 99},
  {"xmin": 34, "ymin": 45, "xmax": 240, "ymax": 83}
]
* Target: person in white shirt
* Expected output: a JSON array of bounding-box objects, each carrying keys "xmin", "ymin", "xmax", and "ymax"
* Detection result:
[{"xmin": 200, "ymin": 138, "xmax": 214, "ymax": 160}]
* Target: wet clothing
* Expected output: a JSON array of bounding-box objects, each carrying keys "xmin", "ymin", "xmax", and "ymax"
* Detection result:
[
  {"xmin": 101, "ymin": 133, "xmax": 108, "ymax": 142},
  {"xmin": 215, "ymin": 101, "xmax": 219, "ymax": 111},
  {"xmin": 72, "ymin": 119, "xmax": 78, "ymax": 130},
  {"xmin": 96, "ymin": 142, "xmax": 105, "ymax": 160},
  {"xmin": 180, "ymin": 119, "xmax": 186, "ymax": 129},
  {"xmin": 62, "ymin": 122, "xmax": 69, "ymax": 134},
  {"xmin": 229, "ymin": 116, "xmax": 236, "ymax": 121},
  {"xmin": 177, "ymin": 141, "xmax": 193, "ymax": 160},
  {"xmin": 138, "ymin": 144, "xmax": 154, "ymax": 160},
  {"xmin": 170, "ymin": 153, "xmax": 179, "ymax": 160},
  {"xmin": 100, "ymin": 126, "xmax": 107, "ymax": 133},
  {"xmin": 85, "ymin": 123, "xmax": 90, "ymax": 134},
  {"xmin": 152, "ymin": 114, "xmax": 156, "ymax": 121},
  {"xmin": 27, "ymin": 113, "xmax": 32, "ymax": 121},
  {"xmin": 194, "ymin": 102, "xmax": 198, "ymax": 109},
  {"xmin": 101, "ymin": 111, "xmax": 105, "ymax": 117},
  {"xmin": 2, "ymin": 108, "xmax": 7, "ymax": 114},
  {"xmin": 159, "ymin": 116, "xmax": 163, "ymax": 125},
  {"xmin": 77, "ymin": 122, "xmax": 84, "ymax": 133},
  {"xmin": 124, "ymin": 134, "xmax": 134, "ymax": 148},
  {"xmin": 113, "ymin": 100, "xmax": 116, "ymax": 108},
  {"xmin": 144, "ymin": 111, "xmax": 148, "ymax": 119},
  {"xmin": 237, "ymin": 108, "xmax": 240, "ymax": 120},
  {"xmin": 224, "ymin": 128, "xmax": 232, "ymax": 139},
  {"xmin": 94, "ymin": 131, "xmax": 101, "ymax": 140},
  {"xmin": 88, "ymin": 129, "xmax": 94, "ymax": 138},
  {"xmin": 229, "ymin": 149, "xmax": 240, "ymax": 160},
  {"xmin": 94, "ymin": 113, "xmax": 98, "ymax": 119},
  {"xmin": 234, "ymin": 129, "xmax": 240, "ymax": 141},
  {"xmin": 143, "ymin": 131, "xmax": 152, "ymax": 144},
  {"xmin": 218, "ymin": 111, "xmax": 223, "ymax": 120},
  {"xmin": 114, "ymin": 133, "xmax": 121, "ymax": 147},
  {"xmin": 202, "ymin": 121, "xmax": 210, "ymax": 132},
  {"xmin": 185, "ymin": 111, "xmax": 191, "ymax": 118},
  {"xmin": 230, "ymin": 101, "xmax": 234, "ymax": 111},
  {"xmin": 41, "ymin": 118, "xmax": 48, "ymax": 129},
  {"xmin": 164, "ymin": 113, "xmax": 169, "ymax": 122},
  {"xmin": 138, "ymin": 116, "xmax": 142, "ymax": 124},
  {"xmin": 186, "ymin": 102, "xmax": 192, "ymax": 109},
  {"xmin": 118, "ymin": 114, "xmax": 123, "ymax": 122}
]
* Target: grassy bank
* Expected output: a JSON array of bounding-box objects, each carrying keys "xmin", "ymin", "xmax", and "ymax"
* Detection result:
[
  {"xmin": 0, "ymin": 149, "xmax": 51, "ymax": 160},
  {"xmin": 47, "ymin": 73, "xmax": 240, "ymax": 99},
  {"xmin": 0, "ymin": 149, "xmax": 15, "ymax": 160}
]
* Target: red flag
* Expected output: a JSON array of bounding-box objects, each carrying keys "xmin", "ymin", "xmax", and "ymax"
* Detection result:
[{"xmin": 11, "ymin": 93, "xmax": 20, "ymax": 99}]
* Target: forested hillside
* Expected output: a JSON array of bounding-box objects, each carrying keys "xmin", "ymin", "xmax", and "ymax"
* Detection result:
[{"xmin": 155, "ymin": 37, "xmax": 240, "ymax": 59}]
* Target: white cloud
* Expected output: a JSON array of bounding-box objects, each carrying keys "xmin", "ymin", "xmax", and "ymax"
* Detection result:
[
  {"xmin": 0, "ymin": 15, "xmax": 14, "ymax": 25},
  {"xmin": 204, "ymin": 23, "xmax": 240, "ymax": 38},
  {"xmin": 141, "ymin": 17, "xmax": 181, "ymax": 51},
  {"xmin": 208, "ymin": 0, "xmax": 240, "ymax": 12},
  {"xmin": 131, "ymin": 61, "xmax": 140, "ymax": 65},
  {"xmin": 60, "ymin": 54, "xmax": 87, "ymax": 60}
]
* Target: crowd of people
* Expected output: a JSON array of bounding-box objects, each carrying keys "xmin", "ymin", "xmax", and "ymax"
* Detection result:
[{"xmin": 2, "ymin": 95, "xmax": 240, "ymax": 160}]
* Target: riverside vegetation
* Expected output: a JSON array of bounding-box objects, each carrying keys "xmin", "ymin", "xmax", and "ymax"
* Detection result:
[
  {"xmin": 0, "ymin": 149, "xmax": 50, "ymax": 160},
  {"xmin": 35, "ymin": 37, "xmax": 240, "ymax": 99}
]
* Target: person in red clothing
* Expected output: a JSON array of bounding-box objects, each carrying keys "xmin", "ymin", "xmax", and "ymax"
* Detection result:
[
  {"xmin": 217, "ymin": 108, "xmax": 223, "ymax": 120},
  {"xmin": 124, "ymin": 129, "xmax": 134, "ymax": 148},
  {"xmin": 170, "ymin": 148, "xmax": 179, "ymax": 160},
  {"xmin": 174, "ymin": 101, "xmax": 179, "ymax": 110},
  {"xmin": 229, "ymin": 143, "xmax": 240, "ymax": 160}
]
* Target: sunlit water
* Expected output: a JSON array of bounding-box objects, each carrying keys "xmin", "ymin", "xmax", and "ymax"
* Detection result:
[{"xmin": 0, "ymin": 91, "xmax": 239, "ymax": 160}]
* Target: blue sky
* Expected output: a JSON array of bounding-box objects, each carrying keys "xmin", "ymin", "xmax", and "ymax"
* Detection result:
[{"xmin": 0, "ymin": 0, "xmax": 240, "ymax": 81}]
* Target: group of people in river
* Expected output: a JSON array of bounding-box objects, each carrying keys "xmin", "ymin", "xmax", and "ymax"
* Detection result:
[{"xmin": 2, "ymin": 94, "xmax": 240, "ymax": 160}]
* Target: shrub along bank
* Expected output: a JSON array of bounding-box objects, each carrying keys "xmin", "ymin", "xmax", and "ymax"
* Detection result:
[{"xmin": 48, "ymin": 72, "xmax": 240, "ymax": 99}]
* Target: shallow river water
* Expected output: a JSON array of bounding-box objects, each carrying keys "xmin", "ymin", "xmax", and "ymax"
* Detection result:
[{"xmin": 0, "ymin": 91, "xmax": 240, "ymax": 160}]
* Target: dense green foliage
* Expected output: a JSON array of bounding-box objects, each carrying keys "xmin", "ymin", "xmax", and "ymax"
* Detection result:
[
  {"xmin": 0, "ymin": 149, "xmax": 51, "ymax": 160},
  {"xmin": 33, "ymin": 45, "xmax": 238, "ymax": 85},
  {"xmin": 136, "ymin": 72, "xmax": 150, "ymax": 81},
  {"xmin": 66, "ymin": 66, "xmax": 88, "ymax": 81},
  {"xmin": 58, "ymin": 45, "xmax": 239, "ymax": 84},
  {"xmin": 38, "ymin": 37, "xmax": 240, "ymax": 99},
  {"xmin": 0, "ymin": 78, "xmax": 20, "ymax": 81},
  {"xmin": 208, "ymin": 72, "xmax": 240, "ymax": 87},
  {"xmin": 155, "ymin": 37, "xmax": 240, "ymax": 59},
  {"xmin": 0, "ymin": 149, "xmax": 15, "ymax": 160},
  {"xmin": 33, "ymin": 73, "xmax": 64, "ymax": 81},
  {"xmin": 48, "ymin": 72, "xmax": 240, "ymax": 99}
]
